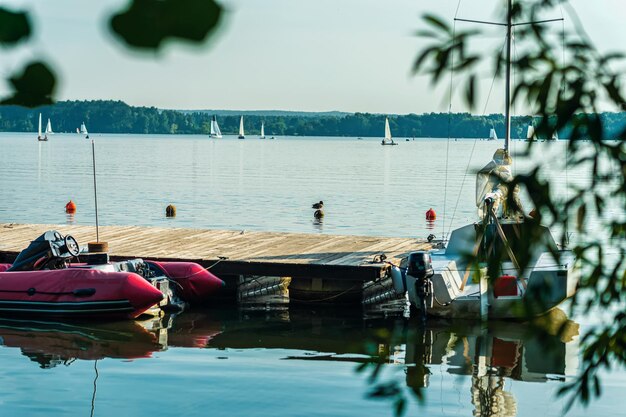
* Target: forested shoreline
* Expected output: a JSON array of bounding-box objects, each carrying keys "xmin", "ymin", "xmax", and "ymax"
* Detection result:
[{"xmin": 1, "ymin": 100, "xmax": 624, "ymax": 138}]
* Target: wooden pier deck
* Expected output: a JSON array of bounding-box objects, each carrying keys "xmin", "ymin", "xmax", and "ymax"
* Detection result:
[{"xmin": 0, "ymin": 223, "xmax": 430, "ymax": 282}]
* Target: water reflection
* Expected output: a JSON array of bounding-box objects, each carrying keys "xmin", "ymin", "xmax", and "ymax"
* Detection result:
[{"xmin": 0, "ymin": 308, "xmax": 579, "ymax": 416}]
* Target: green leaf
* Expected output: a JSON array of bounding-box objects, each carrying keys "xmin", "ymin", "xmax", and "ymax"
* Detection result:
[
  {"xmin": 0, "ymin": 7, "xmax": 31, "ymax": 45},
  {"xmin": 110, "ymin": 0, "xmax": 223, "ymax": 50},
  {"xmin": 1, "ymin": 62, "xmax": 56, "ymax": 108}
]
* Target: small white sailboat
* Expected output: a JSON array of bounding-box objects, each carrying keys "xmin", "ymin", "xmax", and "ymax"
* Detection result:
[
  {"xmin": 381, "ymin": 117, "xmax": 397, "ymax": 146},
  {"xmin": 259, "ymin": 122, "xmax": 266, "ymax": 139},
  {"xmin": 37, "ymin": 113, "xmax": 47, "ymax": 142},
  {"xmin": 525, "ymin": 125, "xmax": 536, "ymax": 142},
  {"xmin": 550, "ymin": 131, "xmax": 558, "ymax": 141},
  {"xmin": 80, "ymin": 122, "xmax": 89, "ymax": 139},
  {"xmin": 209, "ymin": 115, "xmax": 222, "ymax": 138},
  {"xmin": 238, "ymin": 116, "xmax": 245, "ymax": 139},
  {"xmin": 489, "ymin": 128, "xmax": 497, "ymax": 141},
  {"xmin": 45, "ymin": 118, "xmax": 54, "ymax": 135}
]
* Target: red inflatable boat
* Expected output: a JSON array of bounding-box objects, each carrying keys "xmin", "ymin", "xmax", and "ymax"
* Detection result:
[{"xmin": 0, "ymin": 231, "xmax": 224, "ymax": 320}]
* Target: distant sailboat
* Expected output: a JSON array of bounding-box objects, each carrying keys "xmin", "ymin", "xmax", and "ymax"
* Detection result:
[
  {"xmin": 238, "ymin": 116, "xmax": 245, "ymax": 139},
  {"xmin": 525, "ymin": 125, "xmax": 536, "ymax": 142},
  {"xmin": 80, "ymin": 122, "xmax": 89, "ymax": 139},
  {"xmin": 260, "ymin": 122, "xmax": 266, "ymax": 139},
  {"xmin": 489, "ymin": 128, "xmax": 497, "ymax": 141},
  {"xmin": 45, "ymin": 118, "xmax": 54, "ymax": 135},
  {"xmin": 210, "ymin": 115, "xmax": 222, "ymax": 138},
  {"xmin": 381, "ymin": 117, "xmax": 397, "ymax": 146},
  {"xmin": 550, "ymin": 131, "xmax": 558, "ymax": 141},
  {"xmin": 37, "ymin": 113, "xmax": 47, "ymax": 142}
]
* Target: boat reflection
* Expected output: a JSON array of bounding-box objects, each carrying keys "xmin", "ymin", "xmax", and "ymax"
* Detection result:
[
  {"xmin": 0, "ymin": 318, "xmax": 162, "ymax": 368},
  {"xmin": 0, "ymin": 307, "xmax": 579, "ymax": 416},
  {"xmin": 403, "ymin": 311, "xmax": 579, "ymax": 416}
]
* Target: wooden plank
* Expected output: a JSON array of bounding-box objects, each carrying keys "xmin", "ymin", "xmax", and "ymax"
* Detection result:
[{"xmin": 0, "ymin": 223, "xmax": 429, "ymax": 282}]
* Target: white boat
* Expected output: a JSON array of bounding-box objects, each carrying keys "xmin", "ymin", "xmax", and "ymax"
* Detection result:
[
  {"xmin": 260, "ymin": 122, "xmax": 266, "ymax": 139},
  {"xmin": 525, "ymin": 125, "xmax": 536, "ymax": 142},
  {"xmin": 381, "ymin": 117, "xmax": 397, "ymax": 146},
  {"xmin": 489, "ymin": 128, "xmax": 497, "ymax": 141},
  {"xmin": 37, "ymin": 113, "xmax": 47, "ymax": 142},
  {"xmin": 209, "ymin": 115, "xmax": 222, "ymax": 138},
  {"xmin": 45, "ymin": 118, "xmax": 54, "ymax": 135},
  {"xmin": 390, "ymin": 1, "xmax": 578, "ymax": 321},
  {"xmin": 550, "ymin": 131, "xmax": 558, "ymax": 141},
  {"xmin": 80, "ymin": 122, "xmax": 89, "ymax": 139},
  {"xmin": 238, "ymin": 116, "xmax": 245, "ymax": 139}
]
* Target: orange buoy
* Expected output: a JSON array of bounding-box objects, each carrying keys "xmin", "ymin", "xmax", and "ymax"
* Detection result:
[
  {"xmin": 425, "ymin": 208, "xmax": 436, "ymax": 220},
  {"xmin": 65, "ymin": 200, "xmax": 77, "ymax": 213}
]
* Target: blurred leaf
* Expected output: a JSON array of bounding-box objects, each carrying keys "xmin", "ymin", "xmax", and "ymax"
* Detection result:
[
  {"xmin": 0, "ymin": 7, "xmax": 31, "ymax": 45},
  {"xmin": 1, "ymin": 62, "xmax": 56, "ymax": 107},
  {"xmin": 110, "ymin": 0, "xmax": 223, "ymax": 50}
]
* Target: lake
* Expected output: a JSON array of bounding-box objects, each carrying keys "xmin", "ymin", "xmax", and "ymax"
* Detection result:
[{"xmin": 0, "ymin": 133, "xmax": 622, "ymax": 416}]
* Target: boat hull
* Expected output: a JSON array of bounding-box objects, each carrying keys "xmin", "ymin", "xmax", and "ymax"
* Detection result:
[
  {"xmin": 0, "ymin": 269, "xmax": 163, "ymax": 320},
  {"xmin": 146, "ymin": 261, "xmax": 224, "ymax": 303},
  {"xmin": 390, "ymin": 252, "xmax": 579, "ymax": 320}
]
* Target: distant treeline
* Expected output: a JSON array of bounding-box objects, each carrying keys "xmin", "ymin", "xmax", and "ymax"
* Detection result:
[{"xmin": 1, "ymin": 100, "xmax": 625, "ymax": 138}]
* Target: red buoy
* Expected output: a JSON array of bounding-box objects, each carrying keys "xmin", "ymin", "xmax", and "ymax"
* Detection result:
[
  {"xmin": 65, "ymin": 200, "xmax": 77, "ymax": 213},
  {"xmin": 425, "ymin": 208, "xmax": 436, "ymax": 220}
]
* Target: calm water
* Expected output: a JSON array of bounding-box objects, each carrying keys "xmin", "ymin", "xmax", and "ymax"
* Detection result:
[
  {"xmin": 0, "ymin": 132, "xmax": 607, "ymax": 240},
  {"xmin": 0, "ymin": 133, "xmax": 622, "ymax": 416}
]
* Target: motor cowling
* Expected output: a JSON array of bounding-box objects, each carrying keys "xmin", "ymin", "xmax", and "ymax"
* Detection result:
[
  {"xmin": 407, "ymin": 252, "xmax": 433, "ymax": 280},
  {"xmin": 406, "ymin": 252, "xmax": 434, "ymax": 324}
]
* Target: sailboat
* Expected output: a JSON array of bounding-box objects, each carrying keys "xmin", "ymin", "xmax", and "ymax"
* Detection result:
[
  {"xmin": 45, "ymin": 118, "xmax": 54, "ymax": 135},
  {"xmin": 37, "ymin": 113, "xmax": 47, "ymax": 142},
  {"xmin": 209, "ymin": 115, "xmax": 222, "ymax": 138},
  {"xmin": 390, "ymin": 0, "xmax": 578, "ymax": 321},
  {"xmin": 525, "ymin": 125, "xmax": 536, "ymax": 142},
  {"xmin": 80, "ymin": 122, "xmax": 89, "ymax": 139},
  {"xmin": 488, "ymin": 128, "xmax": 497, "ymax": 141},
  {"xmin": 381, "ymin": 117, "xmax": 397, "ymax": 146},
  {"xmin": 238, "ymin": 116, "xmax": 245, "ymax": 139},
  {"xmin": 259, "ymin": 122, "xmax": 266, "ymax": 139}
]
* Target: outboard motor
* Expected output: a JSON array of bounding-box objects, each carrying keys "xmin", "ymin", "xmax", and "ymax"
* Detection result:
[
  {"xmin": 407, "ymin": 251, "xmax": 434, "ymax": 325},
  {"xmin": 8, "ymin": 230, "xmax": 80, "ymax": 271}
]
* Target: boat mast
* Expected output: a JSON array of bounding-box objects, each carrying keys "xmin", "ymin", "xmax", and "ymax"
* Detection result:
[{"xmin": 504, "ymin": 0, "xmax": 512, "ymax": 155}]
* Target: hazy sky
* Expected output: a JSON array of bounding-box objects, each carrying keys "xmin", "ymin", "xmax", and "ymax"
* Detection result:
[{"xmin": 2, "ymin": 0, "xmax": 624, "ymax": 114}]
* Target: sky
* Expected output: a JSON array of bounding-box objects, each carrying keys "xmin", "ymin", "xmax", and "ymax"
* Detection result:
[{"xmin": 1, "ymin": 0, "xmax": 624, "ymax": 114}]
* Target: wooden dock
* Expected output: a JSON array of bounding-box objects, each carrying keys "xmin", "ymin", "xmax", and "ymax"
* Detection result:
[{"xmin": 0, "ymin": 223, "xmax": 431, "ymax": 306}]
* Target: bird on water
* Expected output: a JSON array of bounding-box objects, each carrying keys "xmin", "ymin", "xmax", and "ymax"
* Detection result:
[{"xmin": 312, "ymin": 201, "xmax": 324, "ymax": 209}]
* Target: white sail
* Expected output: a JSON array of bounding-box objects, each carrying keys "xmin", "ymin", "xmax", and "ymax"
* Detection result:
[
  {"xmin": 526, "ymin": 125, "xmax": 536, "ymax": 141},
  {"xmin": 260, "ymin": 122, "xmax": 265, "ymax": 139},
  {"xmin": 210, "ymin": 116, "xmax": 222, "ymax": 138},
  {"xmin": 489, "ymin": 128, "xmax": 497, "ymax": 140},
  {"xmin": 238, "ymin": 116, "xmax": 245, "ymax": 139},
  {"xmin": 550, "ymin": 131, "xmax": 558, "ymax": 141},
  {"xmin": 38, "ymin": 113, "xmax": 42, "ymax": 137},
  {"xmin": 45, "ymin": 118, "xmax": 53, "ymax": 135},
  {"xmin": 80, "ymin": 122, "xmax": 88, "ymax": 135},
  {"xmin": 384, "ymin": 118, "xmax": 392, "ymax": 141},
  {"xmin": 381, "ymin": 117, "xmax": 397, "ymax": 145}
]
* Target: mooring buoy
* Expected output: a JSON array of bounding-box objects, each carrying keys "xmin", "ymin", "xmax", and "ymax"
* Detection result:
[
  {"xmin": 65, "ymin": 200, "xmax": 77, "ymax": 213},
  {"xmin": 166, "ymin": 204, "xmax": 177, "ymax": 217}
]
